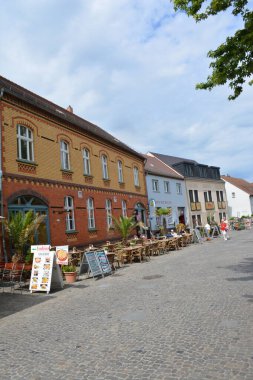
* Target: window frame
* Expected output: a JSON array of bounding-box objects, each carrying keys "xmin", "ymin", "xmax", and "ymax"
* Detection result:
[
  {"xmin": 83, "ymin": 148, "xmax": 91, "ymax": 176},
  {"xmin": 17, "ymin": 124, "xmax": 34, "ymax": 162},
  {"xmin": 122, "ymin": 200, "xmax": 127, "ymax": 217},
  {"xmin": 101, "ymin": 154, "xmax": 109, "ymax": 180},
  {"xmin": 64, "ymin": 196, "xmax": 75, "ymax": 231},
  {"xmin": 133, "ymin": 166, "xmax": 140, "ymax": 187},
  {"xmin": 117, "ymin": 160, "xmax": 124, "ymax": 183},
  {"xmin": 176, "ymin": 182, "xmax": 182, "ymax": 195},
  {"xmin": 60, "ymin": 140, "xmax": 70, "ymax": 170},
  {"xmin": 164, "ymin": 181, "xmax": 170, "ymax": 193},
  {"xmin": 105, "ymin": 199, "xmax": 113, "ymax": 229},
  {"xmin": 87, "ymin": 197, "xmax": 96, "ymax": 229},
  {"xmin": 152, "ymin": 179, "xmax": 159, "ymax": 192}
]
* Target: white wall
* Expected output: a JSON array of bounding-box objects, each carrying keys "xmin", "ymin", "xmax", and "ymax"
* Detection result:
[
  {"xmin": 224, "ymin": 181, "xmax": 251, "ymax": 217},
  {"xmin": 145, "ymin": 174, "xmax": 188, "ymax": 230}
]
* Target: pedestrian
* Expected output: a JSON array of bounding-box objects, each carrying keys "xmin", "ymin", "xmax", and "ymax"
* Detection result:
[
  {"xmin": 220, "ymin": 218, "xmax": 229, "ymax": 240},
  {"xmin": 204, "ymin": 222, "xmax": 211, "ymax": 237}
]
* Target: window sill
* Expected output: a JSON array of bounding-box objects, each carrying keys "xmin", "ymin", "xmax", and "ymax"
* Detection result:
[
  {"xmin": 61, "ymin": 169, "xmax": 73, "ymax": 173},
  {"xmin": 16, "ymin": 159, "xmax": 38, "ymax": 166},
  {"xmin": 65, "ymin": 230, "xmax": 78, "ymax": 234},
  {"xmin": 88, "ymin": 228, "xmax": 98, "ymax": 232},
  {"xmin": 83, "ymin": 174, "xmax": 93, "ymax": 178},
  {"xmin": 103, "ymin": 178, "xmax": 110, "ymax": 182},
  {"xmin": 135, "ymin": 185, "xmax": 141, "ymax": 189},
  {"xmin": 118, "ymin": 181, "xmax": 125, "ymax": 185}
]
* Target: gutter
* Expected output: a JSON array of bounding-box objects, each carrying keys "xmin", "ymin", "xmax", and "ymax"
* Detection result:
[{"xmin": 0, "ymin": 88, "xmax": 7, "ymax": 262}]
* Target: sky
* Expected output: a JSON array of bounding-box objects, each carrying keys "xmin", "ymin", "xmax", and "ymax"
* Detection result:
[{"xmin": 1, "ymin": 0, "xmax": 253, "ymax": 181}]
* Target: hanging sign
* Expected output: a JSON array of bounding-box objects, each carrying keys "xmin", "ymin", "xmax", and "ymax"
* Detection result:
[
  {"xmin": 30, "ymin": 246, "xmax": 64, "ymax": 294},
  {"xmin": 55, "ymin": 245, "xmax": 69, "ymax": 265}
]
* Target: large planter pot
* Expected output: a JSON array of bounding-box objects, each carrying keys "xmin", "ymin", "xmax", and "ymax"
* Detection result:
[{"xmin": 64, "ymin": 272, "xmax": 77, "ymax": 284}]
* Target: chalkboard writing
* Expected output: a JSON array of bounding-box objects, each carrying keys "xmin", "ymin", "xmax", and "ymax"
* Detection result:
[
  {"xmin": 96, "ymin": 251, "xmax": 112, "ymax": 274},
  {"xmin": 85, "ymin": 252, "xmax": 102, "ymax": 278}
]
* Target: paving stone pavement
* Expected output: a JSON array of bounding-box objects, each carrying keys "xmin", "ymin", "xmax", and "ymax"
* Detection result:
[{"xmin": 1, "ymin": 230, "xmax": 253, "ymax": 380}]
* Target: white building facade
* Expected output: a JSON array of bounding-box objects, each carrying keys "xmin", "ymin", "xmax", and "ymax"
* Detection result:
[
  {"xmin": 222, "ymin": 176, "xmax": 253, "ymax": 217},
  {"xmin": 144, "ymin": 154, "xmax": 189, "ymax": 231}
]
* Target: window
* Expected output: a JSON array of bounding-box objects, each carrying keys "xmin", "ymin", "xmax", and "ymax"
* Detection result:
[
  {"xmin": 60, "ymin": 140, "xmax": 70, "ymax": 170},
  {"xmin": 185, "ymin": 164, "xmax": 194, "ymax": 176},
  {"xmin": 64, "ymin": 196, "xmax": 75, "ymax": 231},
  {"xmin": 122, "ymin": 200, "xmax": 127, "ymax": 217},
  {"xmin": 232, "ymin": 192, "xmax": 236, "ymax": 198},
  {"xmin": 164, "ymin": 181, "xmax": 170, "ymax": 193},
  {"xmin": 194, "ymin": 190, "xmax": 199, "ymax": 202},
  {"xmin": 204, "ymin": 191, "xmax": 212, "ymax": 202},
  {"xmin": 83, "ymin": 148, "xmax": 91, "ymax": 175},
  {"xmin": 101, "ymin": 155, "xmax": 109, "ymax": 179},
  {"xmin": 216, "ymin": 191, "xmax": 224, "ymax": 202},
  {"xmin": 133, "ymin": 166, "xmax": 139, "ymax": 187},
  {"xmin": 87, "ymin": 198, "xmax": 95, "ymax": 229},
  {"xmin": 176, "ymin": 183, "xmax": 182, "ymax": 194},
  {"xmin": 105, "ymin": 199, "xmax": 113, "ymax": 229},
  {"xmin": 152, "ymin": 179, "xmax": 159, "ymax": 192},
  {"xmin": 117, "ymin": 160, "xmax": 124, "ymax": 183},
  {"xmin": 17, "ymin": 125, "xmax": 34, "ymax": 161}
]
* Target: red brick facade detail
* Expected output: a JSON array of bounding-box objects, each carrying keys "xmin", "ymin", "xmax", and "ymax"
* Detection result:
[
  {"xmin": 18, "ymin": 162, "xmax": 37, "ymax": 175},
  {"xmin": 62, "ymin": 171, "xmax": 73, "ymax": 181}
]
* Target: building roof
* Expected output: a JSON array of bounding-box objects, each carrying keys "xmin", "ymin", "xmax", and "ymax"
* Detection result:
[
  {"xmin": 0, "ymin": 75, "xmax": 144, "ymax": 160},
  {"xmin": 150, "ymin": 152, "xmax": 198, "ymax": 167},
  {"xmin": 144, "ymin": 154, "xmax": 183, "ymax": 179},
  {"xmin": 222, "ymin": 175, "xmax": 253, "ymax": 195}
]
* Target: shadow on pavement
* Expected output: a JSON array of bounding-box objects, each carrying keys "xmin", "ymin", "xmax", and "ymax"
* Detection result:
[
  {"xmin": 242, "ymin": 294, "xmax": 253, "ymax": 303},
  {"xmin": 223, "ymin": 257, "xmax": 253, "ymax": 282},
  {"xmin": 0, "ymin": 291, "xmax": 53, "ymax": 319}
]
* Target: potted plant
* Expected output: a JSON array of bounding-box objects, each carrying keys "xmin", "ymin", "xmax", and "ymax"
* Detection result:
[
  {"xmin": 62, "ymin": 265, "xmax": 77, "ymax": 283},
  {"xmin": 4, "ymin": 210, "xmax": 46, "ymax": 263},
  {"xmin": 112, "ymin": 216, "xmax": 137, "ymax": 245}
]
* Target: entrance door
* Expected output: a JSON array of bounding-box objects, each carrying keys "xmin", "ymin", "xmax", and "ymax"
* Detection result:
[{"xmin": 8, "ymin": 195, "xmax": 50, "ymax": 244}]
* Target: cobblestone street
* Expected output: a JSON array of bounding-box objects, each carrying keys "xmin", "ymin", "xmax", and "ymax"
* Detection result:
[{"xmin": 1, "ymin": 230, "xmax": 253, "ymax": 380}]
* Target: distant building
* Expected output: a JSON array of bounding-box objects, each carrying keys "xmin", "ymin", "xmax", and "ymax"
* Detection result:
[
  {"xmin": 144, "ymin": 154, "xmax": 188, "ymax": 231},
  {"xmin": 222, "ymin": 175, "xmax": 253, "ymax": 218},
  {"xmin": 0, "ymin": 75, "xmax": 147, "ymax": 257},
  {"xmin": 150, "ymin": 152, "xmax": 227, "ymax": 227}
]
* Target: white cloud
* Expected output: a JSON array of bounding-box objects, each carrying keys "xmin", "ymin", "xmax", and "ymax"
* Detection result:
[{"xmin": 0, "ymin": 0, "xmax": 252, "ymax": 181}]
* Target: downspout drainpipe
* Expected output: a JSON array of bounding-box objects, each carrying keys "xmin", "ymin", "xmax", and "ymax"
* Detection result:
[{"xmin": 0, "ymin": 87, "xmax": 7, "ymax": 262}]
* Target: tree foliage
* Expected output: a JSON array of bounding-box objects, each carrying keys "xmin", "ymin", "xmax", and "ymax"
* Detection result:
[{"xmin": 172, "ymin": 0, "xmax": 253, "ymax": 99}]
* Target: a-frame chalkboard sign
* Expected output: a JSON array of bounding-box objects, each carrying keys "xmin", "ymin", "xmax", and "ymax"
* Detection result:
[
  {"xmin": 193, "ymin": 228, "xmax": 203, "ymax": 243},
  {"xmin": 81, "ymin": 250, "xmax": 112, "ymax": 279}
]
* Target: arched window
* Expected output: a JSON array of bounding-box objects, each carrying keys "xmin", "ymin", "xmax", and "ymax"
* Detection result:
[
  {"xmin": 17, "ymin": 125, "xmax": 34, "ymax": 161},
  {"xmin": 133, "ymin": 166, "xmax": 139, "ymax": 186},
  {"xmin": 122, "ymin": 200, "xmax": 127, "ymax": 217},
  {"xmin": 83, "ymin": 148, "xmax": 91, "ymax": 175},
  {"xmin": 87, "ymin": 198, "xmax": 95, "ymax": 229},
  {"xmin": 64, "ymin": 196, "xmax": 75, "ymax": 231},
  {"xmin": 60, "ymin": 140, "xmax": 70, "ymax": 170},
  {"xmin": 105, "ymin": 199, "xmax": 113, "ymax": 229},
  {"xmin": 101, "ymin": 154, "xmax": 109, "ymax": 179},
  {"xmin": 117, "ymin": 160, "xmax": 124, "ymax": 183}
]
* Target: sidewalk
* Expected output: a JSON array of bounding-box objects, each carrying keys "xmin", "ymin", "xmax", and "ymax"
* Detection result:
[{"xmin": 1, "ymin": 229, "xmax": 253, "ymax": 379}]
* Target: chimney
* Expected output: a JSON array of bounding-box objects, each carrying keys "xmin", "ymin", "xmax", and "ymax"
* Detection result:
[{"xmin": 67, "ymin": 105, "xmax": 73, "ymax": 113}]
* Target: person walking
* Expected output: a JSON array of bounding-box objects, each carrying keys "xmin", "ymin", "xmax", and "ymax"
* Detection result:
[{"xmin": 220, "ymin": 218, "xmax": 229, "ymax": 240}]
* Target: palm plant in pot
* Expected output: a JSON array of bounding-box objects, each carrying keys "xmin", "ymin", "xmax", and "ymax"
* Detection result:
[
  {"xmin": 112, "ymin": 216, "xmax": 137, "ymax": 245},
  {"xmin": 4, "ymin": 210, "xmax": 46, "ymax": 263},
  {"xmin": 62, "ymin": 265, "xmax": 77, "ymax": 283}
]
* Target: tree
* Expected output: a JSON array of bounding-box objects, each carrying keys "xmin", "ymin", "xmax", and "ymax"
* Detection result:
[
  {"xmin": 172, "ymin": 0, "xmax": 253, "ymax": 99},
  {"xmin": 112, "ymin": 216, "xmax": 137, "ymax": 244},
  {"xmin": 4, "ymin": 210, "xmax": 46, "ymax": 262}
]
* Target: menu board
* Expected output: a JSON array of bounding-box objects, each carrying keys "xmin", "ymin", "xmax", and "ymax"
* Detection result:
[
  {"xmin": 30, "ymin": 245, "xmax": 64, "ymax": 293},
  {"xmin": 55, "ymin": 245, "xmax": 69, "ymax": 265},
  {"xmin": 85, "ymin": 252, "xmax": 103, "ymax": 278},
  {"xmin": 84, "ymin": 250, "xmax": 112, "ymax": 278},
  {"xmin": 96, "ymin": 250, "xmax": 112, "ymax": 274}
]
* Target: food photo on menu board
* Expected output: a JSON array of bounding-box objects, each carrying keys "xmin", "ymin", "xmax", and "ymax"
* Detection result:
[
  {"xmin": 55, "ymin": 245, "xmax": 69, "ymax": 265},
  {"xmin": 29, "ymin": 246, "xmax": 54, "ymax": 293}
]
